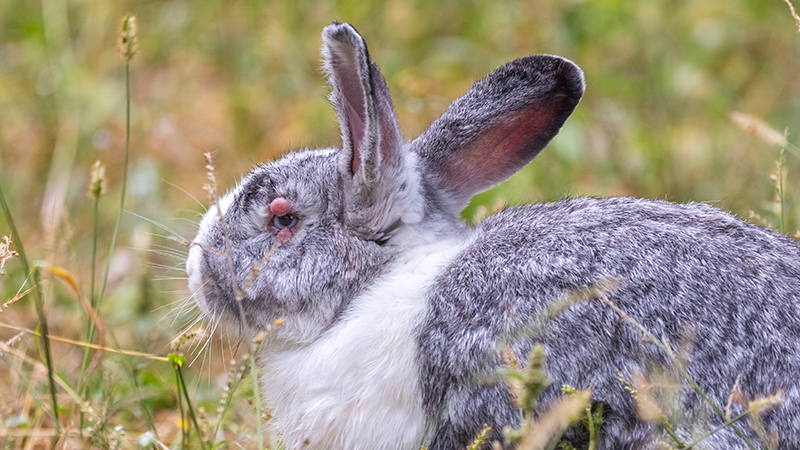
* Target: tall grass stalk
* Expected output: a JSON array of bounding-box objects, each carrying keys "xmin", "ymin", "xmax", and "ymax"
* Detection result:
[
  {"xmin": 78, "ymin": 161, "xmax": 105, "ymax": 434},
  {"xmin": 178, "ymin": 365, "xmax": 208, "ymax": 450},
  {"xmin": 211, "ymin": 355, "xmax": 247, "ymax": 442},
  {"xmin": 170, "ymin": 353, "xmax": 208, "ymax": 450},
  {"xmin": 250, "ymin": 334, "xmax": 266, "ymax": 450},
  {"xmin": 32, "ymin": 265, "xmax": 61, "ymax": 435},
  {"xmin": 251, "ymin": 355, "xmax": 264, "ymax": 450},
  {"xmin": 132, "ymin": 364, "xmax": 159, "ymax": 438},
  {"xmin": 174, "ymin": 363, "xmax": 188, "ymax": 448},
  {"xmin": 89, "ymin": 15, "xmax": 137, "ymax": 350},
  {"xmin": 0, "ymin": 180, "xmax": 61, "ymax": 433},
  {"xmin": 77, "ymin": 18, "xmax": 136, "ymax": 433},
  {"xmin": 685, "ymin": 409, "xmax": 752, "ymax": 450}
]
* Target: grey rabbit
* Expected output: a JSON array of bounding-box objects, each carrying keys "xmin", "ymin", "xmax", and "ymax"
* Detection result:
[{"xmin": 186, "ymin": 22, "xmax": 800, "ymax": 450}]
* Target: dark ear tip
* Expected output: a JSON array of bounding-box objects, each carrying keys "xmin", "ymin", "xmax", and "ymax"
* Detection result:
[
  {"xmin": 322, "ymin": 22, "xmax": 363, "ymax": 46},
  {"xmin": 500, "ymin": 55, "xmax": 585, "ymax": 106},
  {"xmin": 548, "ymin": 55, "xmax": 585, "ymax": 96}
]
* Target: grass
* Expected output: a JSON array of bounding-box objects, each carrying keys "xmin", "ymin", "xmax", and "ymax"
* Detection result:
[{"xmin": 1, "ymin": 0, "xmax": 799, "ymax": 449}]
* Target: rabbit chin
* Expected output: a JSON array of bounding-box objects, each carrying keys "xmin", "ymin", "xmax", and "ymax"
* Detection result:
[
  {"xmin": 186, "ymin": 242, "xmax": 287, "ymax": 342},
  {"xmin": 257, "ymin": 237, "xmax": 470, "ymax": 450}
]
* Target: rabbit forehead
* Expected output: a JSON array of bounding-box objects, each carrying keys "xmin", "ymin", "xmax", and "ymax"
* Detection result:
[{"xmin": 238, "ymin": 148, "xmax": 340, "ymax": 213}]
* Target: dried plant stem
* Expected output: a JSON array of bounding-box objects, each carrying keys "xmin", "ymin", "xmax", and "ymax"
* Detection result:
[
  {"xmin": 0, "ymin": 321, "xmax": 169, "ymax": 361},
  {"xmin": 203, "ymin": 153, "xmax": 248, "ymax": 329},
  {"xmin": 785, "ymin": 0, "xmax": 800, "ymax": 32},
  {"xmin": 1, "ymin": 339, "xmax": 88, "ymax": 411}
]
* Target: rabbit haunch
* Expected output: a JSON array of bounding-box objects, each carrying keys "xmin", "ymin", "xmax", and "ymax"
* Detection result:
[{"xmin": 186, "ymin": 21, "xmax": 800, "ymax": 450}]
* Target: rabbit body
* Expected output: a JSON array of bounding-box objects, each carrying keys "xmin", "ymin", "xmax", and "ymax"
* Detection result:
[
  {"xmin": 421, "ymin": 197, "xmax": 800, "ymax": 449},
  {"xmin": 186, "ymin": 22, "xmax": 800, "ymax": 450}
]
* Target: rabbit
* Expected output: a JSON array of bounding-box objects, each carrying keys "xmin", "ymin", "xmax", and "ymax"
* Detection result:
[{"xmin": 185, "ymin": 21, "xmax": 800, "ymax": 450}]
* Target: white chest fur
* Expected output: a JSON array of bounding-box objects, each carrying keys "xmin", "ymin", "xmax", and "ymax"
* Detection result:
[{"xmin": 260, "ymin": 239, "xmax": 466, "ymax": 450}]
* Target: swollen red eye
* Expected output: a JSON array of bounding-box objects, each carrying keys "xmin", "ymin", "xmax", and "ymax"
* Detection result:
[{"xmin": 273, "ymin": 214, "xmax": 297, "ymax": 229}]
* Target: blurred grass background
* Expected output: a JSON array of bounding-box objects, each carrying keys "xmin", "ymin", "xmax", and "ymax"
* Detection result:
[{"xmin": 0, "ymin": 0, "xmax": 799, "ymax": 447}]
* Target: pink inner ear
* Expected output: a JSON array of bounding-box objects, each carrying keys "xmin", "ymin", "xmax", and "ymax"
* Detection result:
[
  {"xmin": 345, "ymin": 99, "xmax": 366, "ymax": 174},
  {"xmin": 443, "ymin": 100, "xmax": 563, "ymax": 197},
  {"xmin": 270, "ymin": 198, "xmax": 292, "ymax": 216}
]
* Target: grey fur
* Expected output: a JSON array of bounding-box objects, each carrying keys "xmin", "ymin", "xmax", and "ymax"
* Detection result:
[
  {"xmin": 188, "ymin": 22, "xmax": 800, "ymax": 450},
  {"xmin": 421, "ymin": 198, "xmax": 800, "ymax": 449}
]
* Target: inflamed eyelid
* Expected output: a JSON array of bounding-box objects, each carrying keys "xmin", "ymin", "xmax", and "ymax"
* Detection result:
[
  {"xmin": 268, "ymin": 197, "xmax": 297, "ymax": 243},
  {"xmin": 270, "ymin": 197, "xmax": 293, "ymax": 216}
]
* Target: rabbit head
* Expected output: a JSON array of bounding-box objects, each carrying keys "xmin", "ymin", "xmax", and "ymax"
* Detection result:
[{"xmin": 186, "ymin": 22, "xmax": 584, "ymax": 347}]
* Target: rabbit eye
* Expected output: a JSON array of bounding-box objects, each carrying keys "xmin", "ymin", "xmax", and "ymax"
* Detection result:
[{"xmin": 273, "ymin": 214, "xmax": 298, "ymax": 230}]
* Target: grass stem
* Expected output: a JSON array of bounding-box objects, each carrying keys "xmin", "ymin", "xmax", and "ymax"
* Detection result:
[
  {"xmin": 174, "ymin": 366, "xmax": 187, "ymax": 449},
  {"xmin": 92, "ymin": 59, "xmax": 132, "ymax": 346},
  {"xmin": 33, "ymin": 264, "xmax": 61, "ymax": 435},
  {"xmin": 177, "ymin": 365, "xmax": 208, "ymax": 450},
  {"xmin": 250, "ymin": 354, "xmax": 264, "ymax": 450},
  {"xmin": 78, "ymin": 192, "xmax": 101, "ymax": 433},
  {"xmin": 0, "ymin": 180, "xmax": 61, "ymax": 434}
]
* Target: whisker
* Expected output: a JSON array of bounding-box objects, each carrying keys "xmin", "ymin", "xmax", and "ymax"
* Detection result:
[
  {"xmin": 153, "ymin": 277, "xmax": 190, "ymax": 282},
  {"xmin": 152, "ymin": 242, "xmax": 189, "ymax": 255},
  {"xmin": 190, "ymin": 320, "xmax": 217, "ymax": 367},
  {"xmin": 172, "ymin": 300, "xmax": 203, "ymax": 331},
  {"xmin": 134, "ymin": 246, "xmax": 190, "ymax": 261},
  {"xmin": 148, "ymin": 261, "xmax": 187, "ymax": 272},
  {"xmin": 220, "ymin": 329, "xmax": 227, "ymax": 374},
  {"xmin": 125, "ymin": 210, "xmax": 191, "ymax": 247},
  {"xmin": 154, "ymin": 297, "xmax": 187, "ymax": 310},
  {"xmin": 169, "ymin": 284, "xmax": 206, "ymax": 327},
  {"xmin": 145, "ymin": 231, "xmax": 194, "ymax": 248},
  {"xmin": 163, "ymin": 179, "xmax": 208, "ymax": 213},
  {"xmin": 174, "ymin": 215, "xmax": 204, "ymax": 224}
]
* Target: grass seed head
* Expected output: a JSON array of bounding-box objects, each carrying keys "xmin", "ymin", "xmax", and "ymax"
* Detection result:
[
  {"xmin": 119, "ymin": 14, "xmax": 138, "ymax": 60},
  {"xmin": 203, "ymin": 152, "xmax": 219, "ymax": 205},
  {"xmin": 0, "ymin": 235, "xmax": 19, "ymax": 276},
  {"xmin": 88, "ymin": 160, "xmax": 106, "ymax": 199},
  {"xmin": 730, "ymin": 111, "xmax": 788, "ymax": 148}
]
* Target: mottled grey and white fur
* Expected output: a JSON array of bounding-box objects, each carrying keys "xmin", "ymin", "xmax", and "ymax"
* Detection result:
[{"xmin": 186, "ymin": 22, "xmax": 800, "ymax": 450}]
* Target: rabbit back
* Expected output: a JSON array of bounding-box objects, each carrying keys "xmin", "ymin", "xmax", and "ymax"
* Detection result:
[{"xmin": 419, "ymin": 196, "xmax": 800, "ymax": 449}]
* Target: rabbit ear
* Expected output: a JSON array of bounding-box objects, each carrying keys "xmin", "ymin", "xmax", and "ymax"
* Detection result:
[
  {"xmin": 322, "ymin": 23, "xmax": 416, "ymax": 237},
  {"xmin": 412, "ymin": 55, "xmax": 585, "ymax": 215},
  {"xmin": 323, "ymin": 23, "xmax": 404, "ymax": 186}
]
